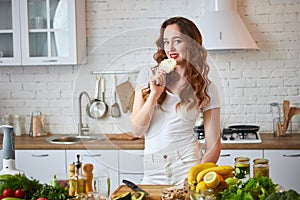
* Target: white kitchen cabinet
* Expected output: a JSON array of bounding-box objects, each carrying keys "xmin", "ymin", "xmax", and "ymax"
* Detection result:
[
  {"xmin": 217, "ymin": 149, "xmax": 263, "ymax": 177},
  {"xmin": 0, "ymin": 0, "xmax": 86, "ymax": 66},
  {"xmin": 15, "ymin": 150, "xmax": 66, "ymax": 184},
  {"xmin": 0, "ymin": 0, "xmax": 21, "ymax": 65},
  {"xmin": 264, "ymin": 150, "xmax": 300, "ymax": 193},
  {"xmin": 66, "ymin": 150, "xmax": 119, "ymax": 193},
  {"xmin": 119, "ymin": 150, "xmax": 144, "ymax": 184}
]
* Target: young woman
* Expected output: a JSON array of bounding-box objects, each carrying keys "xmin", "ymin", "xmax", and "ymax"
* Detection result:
[{"xmin": 130, "ymin": 17, "xmax": 221, "ymax": 185}]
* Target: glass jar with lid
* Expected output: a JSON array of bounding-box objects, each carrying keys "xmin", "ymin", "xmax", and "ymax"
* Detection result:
[
  {"xmin": 253, "ymin": 158, "xmax": 269, "ymax": 177},
  {"xmin": 234, "ymin": 157, "xmax": 250, "ymax": 181}
]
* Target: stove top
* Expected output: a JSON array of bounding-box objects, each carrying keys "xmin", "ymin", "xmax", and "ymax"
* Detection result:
[
  {"xmin": 196, "ymin": 127, "xmax": 262, "ymax": 144},
  {"xmin": 221, "ymin": 132, "xmax": 262, "ymax": 144},
  {"xmin": 221, "ymin": 128, "xmax": 262, "ymax": 143}
]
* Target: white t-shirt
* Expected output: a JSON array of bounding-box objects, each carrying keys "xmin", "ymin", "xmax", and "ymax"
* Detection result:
[{"xmin": 135, "ymin": 66, "xmax": 220, "ymax": 154}]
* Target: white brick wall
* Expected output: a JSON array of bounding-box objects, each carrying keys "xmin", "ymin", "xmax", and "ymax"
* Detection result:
[{"xmin": 0, "ymin": 0, "xmax": 299, "ymax": 135}]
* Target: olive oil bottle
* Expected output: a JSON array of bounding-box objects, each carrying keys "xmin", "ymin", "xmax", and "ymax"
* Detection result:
[{"xmin": 69, "ymin": 154, "xmax": 86, "ymax": 198}]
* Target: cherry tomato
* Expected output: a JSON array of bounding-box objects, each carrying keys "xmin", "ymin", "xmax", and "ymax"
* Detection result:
[
  {"xmin": 14, "ymin": 188, "xmax": 25, "ymax": 198},
  {"xmin": 37, "ymin": 198, "xmax": 48, "ymax": 200},
  {"xmin": 0, "ymin": 195, "xmax": 4, "ymax": 200},
  {"xmin": 2, "ymin": 188, "xmax": 13, "ymax": 197}
]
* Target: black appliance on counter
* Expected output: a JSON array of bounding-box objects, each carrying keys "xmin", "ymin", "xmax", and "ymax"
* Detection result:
[
  {"xmin": 194, "ymin": 124, "xmax": 262, "ymax": 144},
  {"xmin": 222, "ymin": 125, "xmax": 260, "ymax": 141},
  {"xmin": 193, "ymin": 125, "xmax": 205, "ymax": 140}
]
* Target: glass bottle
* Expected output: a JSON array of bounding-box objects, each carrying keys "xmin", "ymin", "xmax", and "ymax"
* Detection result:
[
  {"xmin": 234, "ymin": 157, "xmax": 250, "ymax": 181},
  {"xmin": 71, "ymin": 155, "xmax": 86, "ymax": 198},
  {"xmin": 253, "ymin": 158, "xmax": 269, "ymax": 177},
  {"xmin": 13, "ymin": 114, "xmax": 22, "ymax": 136}
]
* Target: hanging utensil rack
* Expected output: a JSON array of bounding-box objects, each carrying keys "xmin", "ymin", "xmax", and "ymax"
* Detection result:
[{"xmin": 90, "ymin": 70, "xmax": 139, "ymax": 75}]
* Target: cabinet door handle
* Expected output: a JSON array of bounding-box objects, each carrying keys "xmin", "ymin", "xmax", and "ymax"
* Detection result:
[
  {"xmin": 42, "ymin": 59, "xmax": 58, "ymax": 62},
  {"xmin": 83, "ymin": 154, "xmax": 102, "ymax": 157},
  {"xmin": 220, "ymin": 154, "xmax": 231, "ymax": 157},
  {"xmin": 282, "ymin": 154, "xmax": 300, "ymax": 157},
  {"xmin": 32, "ymin": 154, "xmax": 49, "ymax": 157}
]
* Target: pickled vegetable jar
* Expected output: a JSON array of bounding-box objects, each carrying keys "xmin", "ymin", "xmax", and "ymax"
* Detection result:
[
  {"xmin": 253, "ymin": 158, "xmax": 269, "ymax": 177},
  {"xmin": 234, "ymin": 157, "xmax": 250, "ymax": 181}
]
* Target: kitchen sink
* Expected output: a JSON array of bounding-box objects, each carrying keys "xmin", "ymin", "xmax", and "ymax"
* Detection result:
[{"xmin": 46, "ymin": 134, "xmax": 105, "ymax": 144}]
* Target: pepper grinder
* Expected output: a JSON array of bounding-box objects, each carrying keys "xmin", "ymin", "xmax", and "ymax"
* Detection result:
[{"xmin": 83, "ymin": 163, "xmax": 94, "ymax": 194}]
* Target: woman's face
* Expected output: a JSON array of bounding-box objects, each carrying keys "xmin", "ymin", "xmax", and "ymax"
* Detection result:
[{"xmin": 163, "ymin": 24, "xmax": 187, "ymax": 64}]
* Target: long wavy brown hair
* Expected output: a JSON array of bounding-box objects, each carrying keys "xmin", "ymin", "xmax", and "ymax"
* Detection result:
[{"xmin": 142, "ymin": 17, "xmax": 211, "ymax": 110}]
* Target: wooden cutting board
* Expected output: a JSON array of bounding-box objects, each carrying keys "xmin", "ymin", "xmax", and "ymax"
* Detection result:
[{"xmin": 110, "ymin": 184, "xmax": 172, "ymax": 200}]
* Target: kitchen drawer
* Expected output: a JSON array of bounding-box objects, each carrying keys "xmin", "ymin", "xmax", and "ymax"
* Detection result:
[
  {"xmin": 15, "ymin": 150, "xmax": 66, "ymax": 184},
  {"xmin": 119, "ymin": 173, "xmax": 144, "ymax": 184},
  {"xmin": 119, "ymin": 150, "xmax": 144, "ymax": 173},
  {"xmin": 264, "ymin": 150, "xmax": 300, "ymax": 193}
]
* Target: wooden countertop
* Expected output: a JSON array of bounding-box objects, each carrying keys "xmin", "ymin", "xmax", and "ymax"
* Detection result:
[{"xmin": 2, "ymin": 133, "xmax": 300, "ymax": 150}]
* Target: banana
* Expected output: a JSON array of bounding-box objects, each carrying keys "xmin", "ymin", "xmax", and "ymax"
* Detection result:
[
  {"xmin": 196, "ymin": 165, "xmax": 234, "ymax": 182},
  {"xmin": 195, "ymin": 181, "xmax": 207, "ymax": 192},
  {"xmin": 187, "ymin": 162, "xmax": 217, "ymax": 186}
]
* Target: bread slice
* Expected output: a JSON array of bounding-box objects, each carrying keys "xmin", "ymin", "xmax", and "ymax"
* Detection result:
[{"xmin": 159, "ymin": 58, "xmax": 176, "ymax": 73}]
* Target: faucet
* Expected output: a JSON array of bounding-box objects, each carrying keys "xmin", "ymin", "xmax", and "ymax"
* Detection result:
[{"xmin": 78, "ymin": 91, "xmax": 92, "ymax": 135}]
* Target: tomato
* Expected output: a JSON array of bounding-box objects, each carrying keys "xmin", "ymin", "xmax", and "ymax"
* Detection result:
[
  {"xmin": 14, "ymin": 188, "xmax": 25, "ymax": 198},
  {"xmin": 0, "ymin": 195, "xmax": 4, "ymax": 200},
  {"xmin": 2, "ymin": 189, "xmax": 13, "ymax": 197},
  {"xmin": 37, "ymin": 198, "xmax": 48, "ymax": 200}
]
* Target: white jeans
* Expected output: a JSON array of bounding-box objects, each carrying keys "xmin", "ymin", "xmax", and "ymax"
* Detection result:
[{"xmin": 142, "ymin": 142, "xmax": 202, "ymax": 185}]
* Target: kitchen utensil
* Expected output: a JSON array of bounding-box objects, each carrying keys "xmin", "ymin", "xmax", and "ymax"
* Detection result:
[
  {"xmin": 116, "ymin": 80, "xmax": 135, "ymax": 113},
  {"xmin": 275, "ymin": 122, "xmax": 283, "ymax": 136},
  {"xmin": 87, "ymin": 76, "xmax": 101, "ymax": 119},
  {"xmin": 122, "ymin": 179, "xmax": 149, "ymax": 195},
  {"xmin": 111, "ymin": 75, "xmax": 121, "ymax": 118},
  {"xmin": 89, "ymin": 76, "xmax": 108, "ymax": 119},
  {"xmin": 287, "ymin": 107, "xmax": 300, "ymax": 127},
  {"xmin": 228, "ymin": 125, "xmax": 260, "ymax": 133},
  {"xmin": 282, "ymin": 100, "xmax": 290, "ymax": 133},
  {"xmin": 0, "ymin": 125, "xmax": 24, "ymax": 175},
  {"xmin": 29, "ymin": 111, "xmax": 47, "ymax": 137}
]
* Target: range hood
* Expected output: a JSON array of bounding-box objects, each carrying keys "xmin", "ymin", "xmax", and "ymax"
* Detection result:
[{"xmin": 198, "ymin": 0, "xmax": 259, "ymax": 50}]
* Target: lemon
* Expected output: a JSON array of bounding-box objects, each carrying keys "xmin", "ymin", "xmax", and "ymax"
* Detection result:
[{"xmin": 203, "ymin": 171, "xmax": 220, "ymax": 188}]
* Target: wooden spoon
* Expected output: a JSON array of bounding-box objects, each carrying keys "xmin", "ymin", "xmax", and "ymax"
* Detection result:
[
  {"xmin": 286, "ymin": 107, "xmax": 300, "ymax": 130},
  {"xmin": 282, "ymin": 100, "xmax": 290, "ymax": 134}
]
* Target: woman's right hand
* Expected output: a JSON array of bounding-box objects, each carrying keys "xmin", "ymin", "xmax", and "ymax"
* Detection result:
[{"xmin": 149, "ymin": 69, "xmax": 166, "ymax": 101}]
